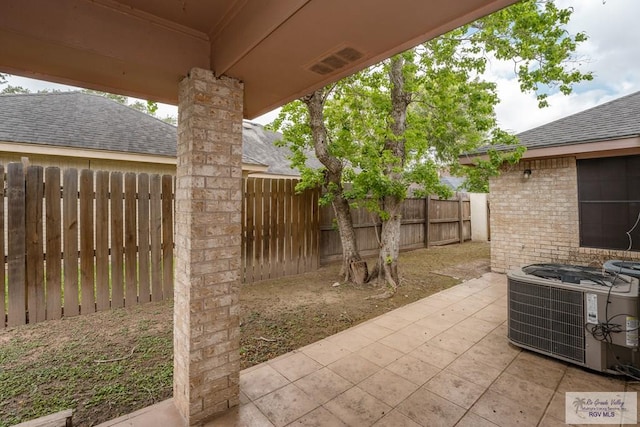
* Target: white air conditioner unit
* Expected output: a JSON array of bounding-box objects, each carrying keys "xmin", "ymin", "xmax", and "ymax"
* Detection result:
[{"xmin": 508, "ymin": 265, "xmax": 640, "ymax": 375}]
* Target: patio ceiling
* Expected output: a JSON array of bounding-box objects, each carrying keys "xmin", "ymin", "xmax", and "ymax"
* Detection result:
[{"xmin": 0, "ymin": 0, "xmax": 516, "ymax": 118}]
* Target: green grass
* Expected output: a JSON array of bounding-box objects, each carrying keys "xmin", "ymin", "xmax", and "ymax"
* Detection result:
[{"xmin": 0, "ymin": 301, "xmax": 173, "ymax": 426}]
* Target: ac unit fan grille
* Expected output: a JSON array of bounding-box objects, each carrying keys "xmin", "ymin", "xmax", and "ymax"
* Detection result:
[{"xmin": 508, "ymin": 279, "xmax": 585, "ymax": 363}]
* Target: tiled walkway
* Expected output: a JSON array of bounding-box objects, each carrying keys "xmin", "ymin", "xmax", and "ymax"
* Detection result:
[{"xmin": 100, "ymin": 272, "xmax": 638, "ymax": 426}]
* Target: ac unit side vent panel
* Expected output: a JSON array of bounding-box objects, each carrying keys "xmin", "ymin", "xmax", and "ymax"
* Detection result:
[{"xmin": 508, "ymin": 279, "xmax": 585, "ymax": 363}]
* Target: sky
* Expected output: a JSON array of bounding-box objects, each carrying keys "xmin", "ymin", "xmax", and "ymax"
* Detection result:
[{"xmin": 4, "ymin": 0, "xmax": 639, "ymax": 134}]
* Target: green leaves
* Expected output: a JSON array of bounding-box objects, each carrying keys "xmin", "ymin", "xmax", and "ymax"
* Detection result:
[
  {"xmin": 270, "ymin": 0, "xmax": 592, "ymax": 206},
  {"xmin": 467, "ymin": 0, "xmax": 592, "ymax": 107}
]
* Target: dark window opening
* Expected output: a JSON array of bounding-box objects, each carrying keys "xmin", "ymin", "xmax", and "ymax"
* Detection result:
[{"xmin": 577, "ymin": 155, "xmax": 640, "ymax": 251}]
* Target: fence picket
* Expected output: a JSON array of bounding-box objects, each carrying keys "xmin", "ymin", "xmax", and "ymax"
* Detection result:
[
  {"xmin": 124, "ymin": 173, "xmax": 137, "ymax": 306},
  {"xmin": 95, "ymin": 171, "xmax": 110, "ymax": 311},
  {"xmin": 291, "ymin": 191, "xmax": 302, "ymax": 274},
  {"xmin": 303, "ymin": 188, "xmax": 312, "ymax": 271},
  {"xmin": 3, "ymin": 168, "xmax": 474, "ymax": 326},
  {"xmin": 26, "ymin": 166, "xmax": 45, "ymax": 323},
  {"xmin": 161, "ymin": 175, "xmax": 174, "ymax": 299},
  {"xmin": 7, "ymin": 163, "xmax": 26, "ymax": 326},
  {"xmin": 45, "ymin": 167, "xmax": 62, "ymax": 320},
  {"xmin": 241, "ymin": 178, "xmax": 246, "ymax": 282},
  {"xmin": 276, "ymin": 179, "xmax": 285, "ymax": 278},
  {"xmin": 244, "ymin": 178, "xmax": 255, "ymax": 283},
  {"xmin": 138, "ymin": 174, "xmax": 151, "ymax": 303},
  {"xmin": 254, "ymin": 178, "xmax": 264, "ymax": 281},
  {"xmin": 262, "ymin": 179, "xmax": 272, "ymax": 280},
  {"xmin": 63, "ymin": 168, "xmax": 79, "ymax": 317},
  {"xmin": 311, "ymin": 188, "xmax": 320, "ymax": 270},
  {"xmin": 79, "ymin": 170, "xmax": 95, "ymax": 314},
  {"xmin": 150, "ymin": 175, "xmax": 162, "ymax": 301},
  {"xmin": 0, "ymin": 166, "xmax": 5, "ymax": 326},
  {"xmin": 110, "ymin": 172, "xmax": 124, "ymax": 308},
  {"xmin": 284, "ymin": 180, "xmax": 294, "ymax": 276}
]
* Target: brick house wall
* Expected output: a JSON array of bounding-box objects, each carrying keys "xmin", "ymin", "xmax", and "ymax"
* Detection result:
[{"xmin": 489, "ymin": 157, "xmax": 640, "ymax": 273}]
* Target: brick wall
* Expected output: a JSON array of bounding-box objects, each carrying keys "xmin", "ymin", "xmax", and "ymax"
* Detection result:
[
  {"xmin": 490, "ymin": 157, "xmax": 640, "ymax": 273},
  {"xmin": 174, "ymin": 68, "xmax": 243, "ymax": 424}
]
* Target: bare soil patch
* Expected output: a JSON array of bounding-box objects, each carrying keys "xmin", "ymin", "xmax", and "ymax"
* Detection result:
[{"xmin": 0, "ymin": 242, "xmax": 489, "ymax": 426}]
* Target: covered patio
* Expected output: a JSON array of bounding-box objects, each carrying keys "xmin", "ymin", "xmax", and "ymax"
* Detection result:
[
  {"xmin": 12, "ymin": 2, "xmax": 638, "ymax": 426},
  {"xmin": 99, "ymin": 272, "xmax": 637, "ymax": 426}
]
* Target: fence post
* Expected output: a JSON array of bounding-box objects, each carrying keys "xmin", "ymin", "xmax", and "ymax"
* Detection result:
[
  {"xmin": 424, "ymin": 196, "xmax": 430, "ymax": 248},
  {"xmin": 487, "ymin": 198, "xmax": 491, "ymax": 242},
  {"xmin": 458, "ymin": 194, "xmax": 464, "ymax": 244}
]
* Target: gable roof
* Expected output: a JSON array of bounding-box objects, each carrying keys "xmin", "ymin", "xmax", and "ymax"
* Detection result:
[
  {"xmin": 0, "ymin": 91, "xmax": 309, "ymax": 176},
  {"xmin": 471, "ymin": 90, "xmax": 640, "ymax": 156},
  {"xmin": 516, "ymin": 90, "xmax": 640, "ymax": 149},
  {"xmin": 241, "ymin": 121, "xmax": 316, "ymax": 176}
]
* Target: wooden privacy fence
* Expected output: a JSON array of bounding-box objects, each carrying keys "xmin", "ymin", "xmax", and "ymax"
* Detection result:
[
  {"xmin": 3, "ymin": 169, "xmax": 472, "ymax": 326},
  {"xmin": 242, "ymin": 178, "xmax": 320, "ymax": 283},
  {"xmin": 320, "ymin": 194, "xmax": 471, "ymax": 263},
  {"xmin": 428, "ymin": 194, "xmax": 472, "ymax": 246},
  {"xmin": 2, "ymin": 163, "xmax": 174, "ymax": 328}
]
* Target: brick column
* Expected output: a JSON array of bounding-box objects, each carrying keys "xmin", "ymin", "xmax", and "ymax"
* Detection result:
[{"xmin": 174, "ymin": 68, "xmax": 243, "ymax": 425}]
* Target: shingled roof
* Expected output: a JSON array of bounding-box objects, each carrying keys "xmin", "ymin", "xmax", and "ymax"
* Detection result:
[
  {"xmin": 0, "ymin": 91, "xmax": 177, "ymax": 156},
  {"xmin": 473, "ymin": 90, "xmax": 640, "ymax": 155},
  {"xmin": 0, "ymin": 91, "xmax": 310, "ymax": 176}
]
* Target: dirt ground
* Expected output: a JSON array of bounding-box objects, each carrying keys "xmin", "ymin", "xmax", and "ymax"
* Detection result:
[
  {"xmin": 239, "ymin": 242, "xmax": 491, "ymax": 367},
  {"xmin": 0, "ymin": 242, "xmax": 490, "ymax": 426}
]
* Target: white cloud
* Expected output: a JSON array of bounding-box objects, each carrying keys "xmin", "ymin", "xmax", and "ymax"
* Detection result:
[{"xmin": 492, "ymin": 0, "xmax": 640, "ymax": 132}]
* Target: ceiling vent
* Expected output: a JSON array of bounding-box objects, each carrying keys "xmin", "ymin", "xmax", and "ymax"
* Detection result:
[{"xmin": 308, "ymin": 47, "xmax": 364, "ymax": 75}]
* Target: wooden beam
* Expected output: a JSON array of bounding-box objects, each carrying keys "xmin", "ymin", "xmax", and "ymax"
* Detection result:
[
  {"xmin": 0, "ymin": 0, "xmax": 209, "ymax": 103},
  {"xmin": 12, "ymin": 409, "xmax": 73, "ymax": 427}
]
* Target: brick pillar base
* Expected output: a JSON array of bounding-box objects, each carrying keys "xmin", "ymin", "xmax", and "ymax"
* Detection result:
[{"xmin": 174, "ymin": 68, "xmax": 243, "ymax": 425}]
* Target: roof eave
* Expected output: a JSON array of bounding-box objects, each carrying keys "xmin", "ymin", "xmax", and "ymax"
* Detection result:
[{"xmin": 460, "ymin": 136, "xmax": 640, "ymax": 165}]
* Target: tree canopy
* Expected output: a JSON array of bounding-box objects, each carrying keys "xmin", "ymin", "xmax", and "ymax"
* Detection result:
[{"xmin": 270, "ymin": 0, "xmax": 593, "ymax": 291}]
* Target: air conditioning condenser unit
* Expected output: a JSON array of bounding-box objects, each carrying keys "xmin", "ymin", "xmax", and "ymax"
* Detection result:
[{"xmin": 508, "ymin": 264, "xmax": 639, "ymax": 375}]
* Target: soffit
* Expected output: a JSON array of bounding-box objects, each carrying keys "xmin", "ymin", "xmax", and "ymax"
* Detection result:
[{"xmin": 0, "ymin": 0, "xmax": 516, "ymax": 118}]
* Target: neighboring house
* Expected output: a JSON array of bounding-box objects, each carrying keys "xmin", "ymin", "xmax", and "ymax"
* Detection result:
[
  {"xmin": 0, "ymin": 91, "xmax": 308, "ymax": 177},
  {"xmin": 439, "ymin": 174, "xmax": 465, "ymax": 192},
  {"xmin": 462, "ymin": 91, "xmax": 640, "ymax": 272}
]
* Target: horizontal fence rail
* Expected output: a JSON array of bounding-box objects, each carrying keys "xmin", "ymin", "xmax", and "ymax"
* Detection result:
[
  {"xmin": 3, "ymin": 166, "xmax": 473, "ymax": 327},
  {"xmin": 2, "ymin": 163, "xmax": 174, "ymax": 328},
  {"xmin": 320, "ymin": 194, "xmax": 471, "ymax": 263}
]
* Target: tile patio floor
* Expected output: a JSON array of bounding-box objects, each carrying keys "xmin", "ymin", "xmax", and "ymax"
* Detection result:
[{"xmin": 99, "ymin": 272, "xmax": 639, "ymax": 426}]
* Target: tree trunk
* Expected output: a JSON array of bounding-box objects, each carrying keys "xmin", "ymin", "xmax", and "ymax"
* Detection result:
[
  {"xmin": 333, "ymin": 195, "xmax": 366, "ymax": 283},
  {"xmin": 373, "ymin": 197, "xmax": 401, "ymax": 293},
  {"xmin": 303, "ymin": 89, "xmax": 366, "ymax": 284},
  {"xmin": 370, "ymin": 55, "xmax": 410, "ymax": 296}
]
